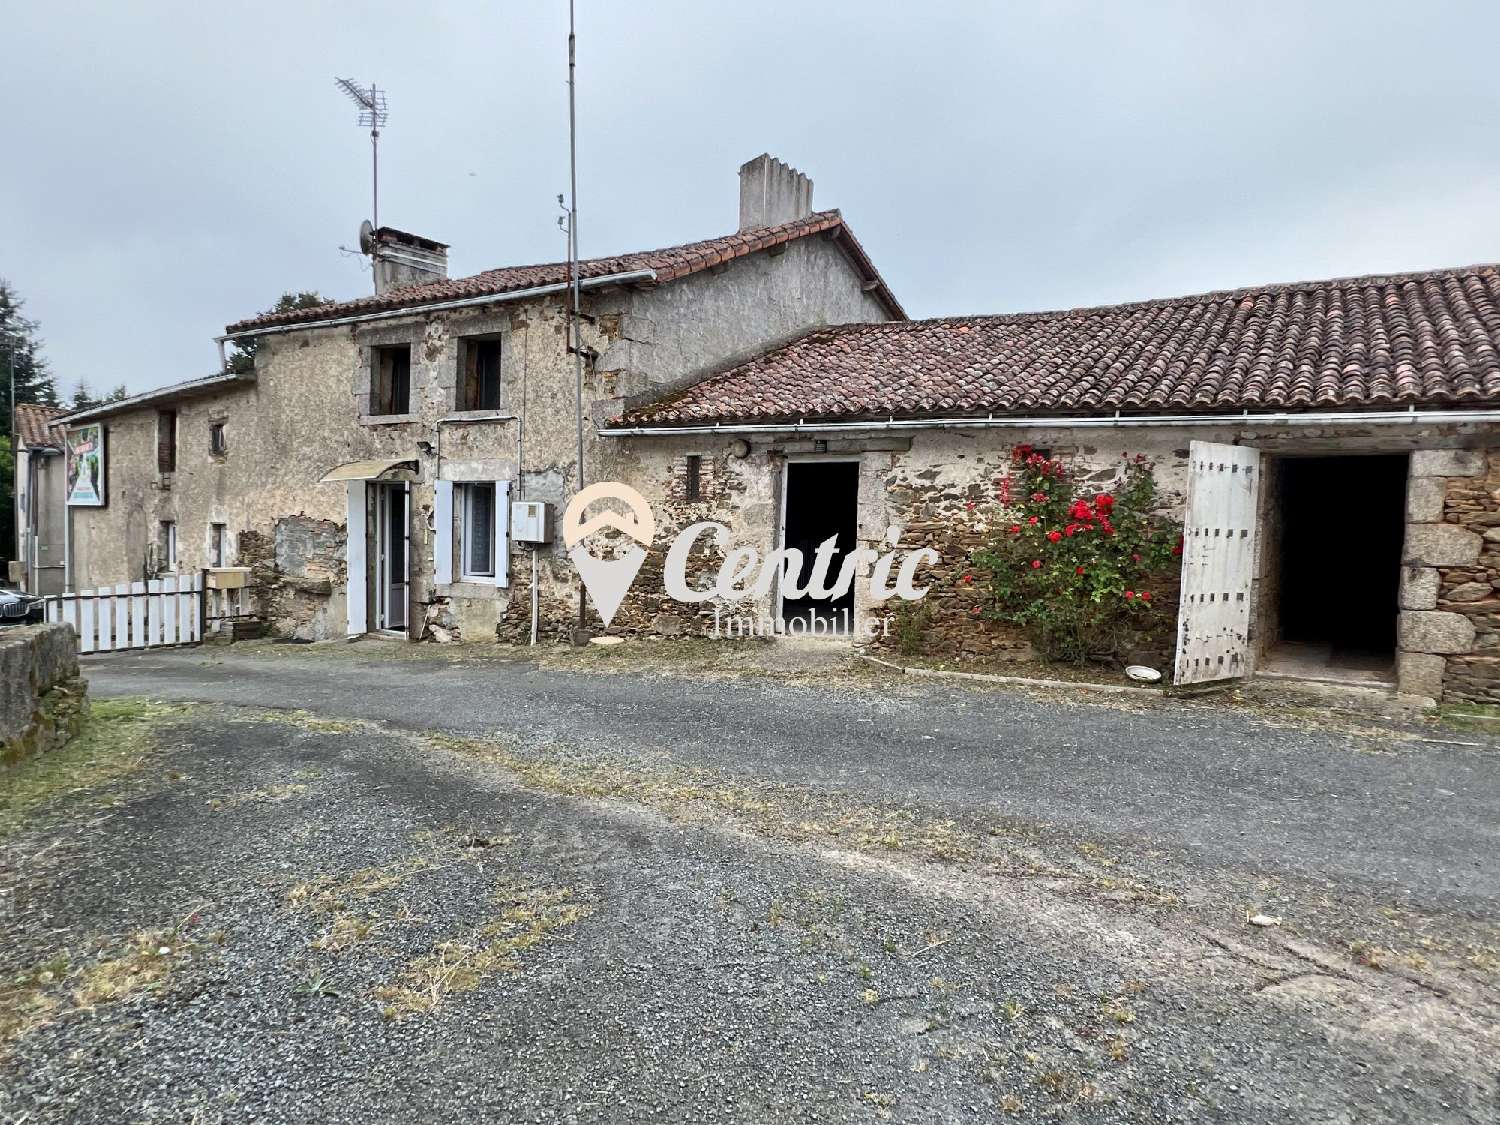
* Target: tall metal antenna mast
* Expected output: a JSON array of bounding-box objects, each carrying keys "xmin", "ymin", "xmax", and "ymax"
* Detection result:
[
  {"xmin": 335, "ymin": 78, "xmax": 389, "ymax": 231},
  {"xmin": 567, "ymin": 0, "xmax": 587, "ymax": 631}
]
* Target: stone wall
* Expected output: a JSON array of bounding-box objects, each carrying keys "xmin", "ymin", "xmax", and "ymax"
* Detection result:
[
  {"xmin": 0, "ymin": 623, "xmax": 87, "ymax": 768},
  {"xmin": 1397, "ymin": 449, "xmax": 1500, "ymax": 703}
]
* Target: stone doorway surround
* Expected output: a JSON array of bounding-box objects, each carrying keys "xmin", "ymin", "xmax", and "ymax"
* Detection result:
[{"xmin": 1397, "ymin": 449, "xmax": 1497, "ymax": 702}]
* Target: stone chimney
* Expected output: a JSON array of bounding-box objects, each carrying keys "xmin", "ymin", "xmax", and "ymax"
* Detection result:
[
  {"xmin": 738, "ymin": 154, "xmax": 814, "ymax": 232},
  {"xmin": 372, "ymin": 227, "xmax": 449, "ymax": 295}
]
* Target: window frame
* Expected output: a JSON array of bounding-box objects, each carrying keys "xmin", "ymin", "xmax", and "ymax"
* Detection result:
[
  {"xmin": 371, "ymin": 344, "xmax": 413, "ymax": 416},
  {"xmin": 459, "ymin": 337, "xmax": 504, "ymax": 412},
  {"xmin": 160, "ymin": 520, "xmax": 177, "ymax": 570},
  {"xmin": 210, "ymin": 523, "xmax": 228, "ymax": 568},
  {"xmin": 459, "ymin": 482, "xmax": 497, "ymax": 581},
  {"xmin": 208, "ymin": 421, "xmax": 227, "ymax": 456},
  {"xmin": 685, "ymin": 454, "xmax": 703, "ymax": 501}
]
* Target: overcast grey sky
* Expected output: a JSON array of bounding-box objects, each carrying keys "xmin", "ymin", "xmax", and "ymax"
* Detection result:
[{"xmin": 4, "ymin": 1, "xmax": 1500, "ymax": 396}]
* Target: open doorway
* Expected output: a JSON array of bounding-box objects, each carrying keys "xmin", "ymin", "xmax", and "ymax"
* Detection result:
[
  {"xmin": 1263, "ymin": 454, "xmax": 1406, "ymax": 683},
  {"xmin": 372, "ymin": 482, "xmax": 409, "ymax": 635},
  {"xmin": 780, "ymin": 460, "xmax": 859, "ymax": 632}
]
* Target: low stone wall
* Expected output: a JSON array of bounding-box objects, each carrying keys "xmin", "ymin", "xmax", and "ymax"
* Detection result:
[{"xmin": 0, "ymin": 623, "xmax": 88, "ymax": 767}]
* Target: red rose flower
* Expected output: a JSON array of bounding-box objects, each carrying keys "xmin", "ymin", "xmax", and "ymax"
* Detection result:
[
  {"xmin": 1070, "ymin": 500, "xmax": 1092, "ymax": 520},
  {"xmin": 1028, "ymin": 516, "xmax": 1039, "ymax": 525},
  {"xmin": 1031, "ymin": 559, "xmax": 1042, "ymax": 569},
  {"xmin": 1132, "ymin": 553, "xmax": 1141, "ymax": 562},
  {"xmin": 962, "ymin": 573, "xmax": 973, "ymax": 584},
  {"xmin": 1094, "ymin": 493, "xmax": 1115, "ymax": 511},
  {"xmin": 1140, "ymin": 591, "xmax": 1151, "ymax": 601},
  {"xmin": 1124, "ymin": 590, "xmax": 1135, "ymax": 599},
  {"xmin": 965, "ymin": 501, "xmax": 975, "ymax": 510},
  {"xmin": 970, "ymin": 606, "xmax": 982, "ymax": 615},
  {"xmin": 1013, "ymin": 444, "xmax": 1033, "ymax": 461},
  {"xmin": 1009, "ymin": 523, "xmax": 1022, "ymax": 534},
  {"xmin": 1031, "ymin": 491, "xmax": 1047, "ymax": 502},
  {"xmin": 1046, "ymin": 530, "xmax": 1062, "ymax": 543},
  {"xmin": 1075, "ymin": 566, "xmax": 1085, "ymax": 575}
]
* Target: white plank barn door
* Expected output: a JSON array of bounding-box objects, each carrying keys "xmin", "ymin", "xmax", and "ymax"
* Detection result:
[{"xmin": 1174, "ymin": 442, "xmax": 1261, "ymax": 686}]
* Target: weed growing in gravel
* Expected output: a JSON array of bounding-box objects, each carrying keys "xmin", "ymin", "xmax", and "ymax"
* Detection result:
[
  {"xmin": 207, "ymin": 782, "xmax": 307, "ymax": 812},
  {"xmin": 73, "ymin": 928, "xmax": 196, "ymax": 1008},
  {"xmin": 374, "ymin": 879, "xmax": 591, "ymax": 1019},
  {"xmin": 2, "ymin": 922, "xmax": 200, "ymax": 1052},
  {"xmin": 0, "ymin": 698, "xmax": 188, "ymax": 840},
  {"xmin": 0, "ymin": 956, "xmax": 68, "ymax": 1048}
]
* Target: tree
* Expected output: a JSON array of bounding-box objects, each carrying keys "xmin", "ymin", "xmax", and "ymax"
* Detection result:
[
  {"xmin": 0, "ymin": 280, "xmax": 59, "ymax": 420},
  {"xmin": 226, "ymin": 291, "xmax": 328, "ymax": 373},
  {"xmin": 69, "ymin": 381, "xmax": 129, "ymax": 412},
  {"xmin": 0, "ymin": 281, "xmax": 60, "ymax": 568}
]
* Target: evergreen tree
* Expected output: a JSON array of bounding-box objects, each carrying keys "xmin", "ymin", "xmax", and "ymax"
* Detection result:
[
  {"xmin": 0, "ymin": 280, "xmax": 59, "ymax": 421},
  {"xmin": 227, "ymin": 291, "xmax": 327, "ymax": 373},
  {"xmin": 0, "ymin": 281, "xmax": 59, "ymax": 569}
]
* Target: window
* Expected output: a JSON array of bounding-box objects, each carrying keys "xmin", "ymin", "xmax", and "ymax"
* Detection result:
[
  {"xmin": 157, "ymin": 410, "xmax": 177, "ymax": 472},
  {"xmin": 209, "ymin": 421, "xmax": 226, "ymax": 456},
  {"xmin": 459, "ymin": 338, "xmax": 503, "ymax": 411},
  {"xmin": 372, "ymin": 344, "xmax": 412, "ymax": 416},
  {"xmin": 459, "ymin": 483, "xmax": 496, "ymax": 579},
  {"xmin": 159, "ymin": 521, "xmax": 177, "ymax": 570},
  {"xmin": 210, "ymin": 523, "xmax": 228, "ymax": 568},
  {"xmin": 685, "ymin": 454, "xmax": 703, "ymax": 501}
]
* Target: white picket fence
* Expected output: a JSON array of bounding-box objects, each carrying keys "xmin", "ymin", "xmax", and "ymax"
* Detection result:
[{"xmin": 45, "ymin": 573, "xmax": 203, "ymax": 654}]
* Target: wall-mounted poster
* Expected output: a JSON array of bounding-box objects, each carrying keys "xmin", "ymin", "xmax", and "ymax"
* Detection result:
[{"xmin": 66, "ymin": 424, "xmax": 107, "ymax": 507}]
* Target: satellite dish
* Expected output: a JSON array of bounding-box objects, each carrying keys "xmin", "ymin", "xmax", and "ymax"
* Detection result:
[{"xmin": 358, "ymin": 220, "xmax": 376, "ymax": 255}]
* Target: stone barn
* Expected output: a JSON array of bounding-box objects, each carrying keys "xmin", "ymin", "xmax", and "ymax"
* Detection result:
[{"xmin": 602, "ymin": 263, "xmax": 1500, "ymax": 704}]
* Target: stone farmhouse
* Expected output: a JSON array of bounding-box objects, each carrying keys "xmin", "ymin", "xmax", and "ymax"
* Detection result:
[
  {"xmin": 604, "ymin": 266, "xmax": 1500, "ymax": 702},
  {"xmin": 45, "ymin": 151, "xmax": 1500, "ymax": 704},
  {"xmin": 58, "ymin": 155, "xmax": 902, "ymax": 643}
]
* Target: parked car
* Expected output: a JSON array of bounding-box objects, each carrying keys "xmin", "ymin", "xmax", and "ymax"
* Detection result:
[{"xmin": 0, "ymin": 587, "xmax": 45, "ymax": 625}]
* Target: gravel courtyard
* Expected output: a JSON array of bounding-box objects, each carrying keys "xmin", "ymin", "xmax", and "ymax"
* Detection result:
[{"xmin": 1, "ymin": 641, "xmax": 1497, "ymax": 1123}]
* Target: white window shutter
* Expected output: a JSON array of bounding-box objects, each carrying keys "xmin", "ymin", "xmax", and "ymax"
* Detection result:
[
  {"xmin": 495, "ymin": 480, "xmax": 511, "ymax": 588},
  {"xmin": 434, "ymin": 480, "xmax": 454, "ymax": 585},
  {"xmin": 345, "ymin": 481, "xmax": 368, "ymax": 635}
]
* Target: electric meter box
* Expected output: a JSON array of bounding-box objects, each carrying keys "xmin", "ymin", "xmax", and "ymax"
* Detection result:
[{"xmin": 511, "ymin": 501, "xmax": 553, "ymax": 544}]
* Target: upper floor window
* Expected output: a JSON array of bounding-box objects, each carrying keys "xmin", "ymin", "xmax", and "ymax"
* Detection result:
[
  {"xmin": 685, "ymin": 454, "xmax": 703, "ymax": 501},
  {"xmin": 209, "ymin": 421, "xmax": 227, "ymax": 456},
  {"xmin": 459, "ymin": 338, "xmax": 503, "ymax": 411},
  {"xmin": 210, "ymin": 523, "xmax": 229, "ymax": 568},
  {"xmin": 372, "ymin": 344, "xmax": 412, "ymax": 416},
  {"xmin": 157, "ymin": 409, "xmax": 177, "ymax": 473}
]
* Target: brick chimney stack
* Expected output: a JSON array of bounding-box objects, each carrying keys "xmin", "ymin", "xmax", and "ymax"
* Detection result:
[
  {"xmin": 738, "ymin": 154, "xmax": 813, "ymax": 232},
  {"xmin": 372, "ymin": 227, "xmax": 449, "ymax": 295}
]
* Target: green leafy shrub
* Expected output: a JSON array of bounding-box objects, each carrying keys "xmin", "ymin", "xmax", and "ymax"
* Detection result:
[{"xmin": 970, "ymin": 445, "xmax": 1182, "ymax": 664}]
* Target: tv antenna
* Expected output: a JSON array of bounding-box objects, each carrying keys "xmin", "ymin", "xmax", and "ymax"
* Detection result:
[{"xmin": 335, "ymin": 77, "xmax": 388, "ymax": 231}]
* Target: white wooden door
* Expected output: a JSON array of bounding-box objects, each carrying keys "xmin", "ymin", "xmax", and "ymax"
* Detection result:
[{"xmin": 1174, "ymin": 442, "xmax": 1261, "ymax": 686}]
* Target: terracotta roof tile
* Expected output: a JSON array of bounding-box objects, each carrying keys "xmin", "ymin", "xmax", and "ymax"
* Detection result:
[
  {"xmin": 14, "ymin": 402, "xmax": 64, "ymax": 448},
  {"xmin": 227, "ymin": 211, "xmax": 903, "ymax": 332},
  {"xmin": 615, "ymin": 263, "xmax": 1500, "ymax": 426}
]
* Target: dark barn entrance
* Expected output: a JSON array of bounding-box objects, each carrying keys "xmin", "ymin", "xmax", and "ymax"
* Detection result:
[
  {"xmin": 781, "ymin": 460, "xmax": 859, "ymax": 632},
  {"xmin": 1268, "ymin": 455, "xmax": 1406, "ymax": 681}
]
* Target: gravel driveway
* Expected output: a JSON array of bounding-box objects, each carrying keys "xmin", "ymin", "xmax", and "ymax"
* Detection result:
[{"xmin": 2, "ymin": 641, "xmax": 1497, "ymax": 1123}]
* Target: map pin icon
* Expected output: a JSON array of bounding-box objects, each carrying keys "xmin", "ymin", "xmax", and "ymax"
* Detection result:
[{"xmin": 562, "ymin": 482, "xmax": 657, "ymax": 628}]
